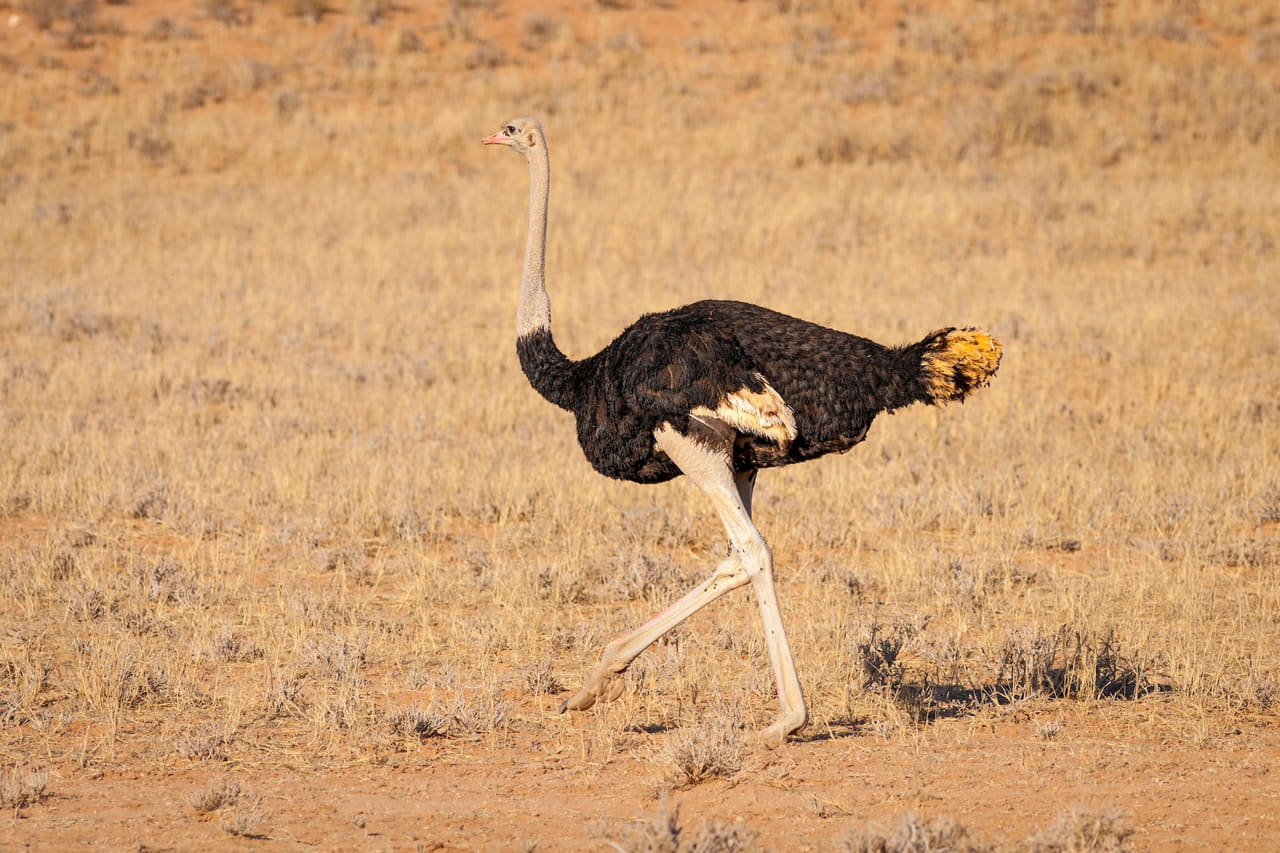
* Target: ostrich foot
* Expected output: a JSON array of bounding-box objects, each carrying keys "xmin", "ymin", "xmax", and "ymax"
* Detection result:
[
  {"xmin": 557, "ymin": 669, "xmax": 626, "ymax": 713},
  {"xmin": 757, "ymin": 710, "xmax": 807, "ymax": 747}
]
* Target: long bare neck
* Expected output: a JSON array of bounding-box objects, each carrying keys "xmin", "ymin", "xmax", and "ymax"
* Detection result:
[
  {"xmin": 514, "ymin": 133, "xmax": 576, "ymax": 411},
  {"xmin": 518, "ymin": 142, "xmax": 552, "ymax": 338}
]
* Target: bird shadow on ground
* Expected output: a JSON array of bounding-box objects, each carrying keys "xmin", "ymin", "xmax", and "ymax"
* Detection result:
[
  {"xmin": 625, "ymin": 721, "xmax": 679, "ymax": 735},
  {"xmin": 796, "ymin": 673, "xmax": 1175, "ymax": 743}
]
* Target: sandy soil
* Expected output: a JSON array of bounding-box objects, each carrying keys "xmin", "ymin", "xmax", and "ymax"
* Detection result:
[{"xmin": 14, "ymin": 712, "xmax": 1280, "ymax": 849}]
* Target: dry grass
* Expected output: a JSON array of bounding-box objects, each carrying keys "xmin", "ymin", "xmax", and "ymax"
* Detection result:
[
  {"xmin": 0, "ymin": 0, "xmax": 1278, "ymax": 846},
  {"xmin": 0, "ymin": 766, "xmax": 51, "ymax": 810},
  {"xmin": 609, "ymin": 802, "xmax": 757, "ymax": 853},
  {"xmin": 839, "ymin": 810, "xmax": 1133, "ymax": 853},
  {"xmin": 652, "ymin": 715, "xmax": 745, "ymax": 791}
]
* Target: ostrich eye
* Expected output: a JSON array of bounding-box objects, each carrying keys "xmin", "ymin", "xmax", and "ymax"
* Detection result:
[{"xmin": 505, "ymin": 125, "xmax": 516, "ymax": 135}]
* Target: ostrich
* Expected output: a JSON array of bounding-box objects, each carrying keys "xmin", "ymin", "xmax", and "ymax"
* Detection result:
[{"xmin": 482, "ymin": 117, "xmax": 1001, "ymax": 744}]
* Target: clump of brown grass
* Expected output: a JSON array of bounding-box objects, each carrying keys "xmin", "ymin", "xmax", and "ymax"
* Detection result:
[
  {"xmin": 23, "ymin": 0, "xmax": 96, "ymax": 32},
  {"xmin": 607, "ymin": 802, "xmax": 756, "ymax": 853},
  {"xmin": 854, "ymin": 617, "xmax": 929, "ymax": 691},
  {"xmin": 524, "ymin": 659, "xmax": 564, "ymax": 695},
  {"xmin": 174, "ymin": 724, "xmax": 230, "ymax": 761},
  {"xmin": 839, "ymin": 813, "xmax": 989, "ymax": 853},
  {"xmin": 202, "ymin": 0, "xmax": 250, "ymax": 27},
  {"xmin": 352, "ymin": 0, "xmax": 391, "ymax": 25},
  {"xmin": 188, "ymin": 778, "xmax": 270, "ymax": 837},
  {"xmin": 993, "ymin": 626, "xmax": 1155, "ymax": 703},
  {"xmin": 188, "ymin": 777, "xmax": 246, "ymax": 813},
  {"xmin": 519, "ymin": 12, "xmax": 561, "ymax": 52},
  {"xmin": 386, "ymin": 705, "xmax": 450, "ymax": 741},
  {"xmin": 839, "ymin": 810, "xmax": 1134, "ymax": 853},
  {"xmin": 652, "ymin": 718, "xmax": 744, "ymax": 791},
  {"xmin": 385, "ymin": 687, "xmax": 511, "ymax": 741},
  {"xmin": 0, "ymin": 767, "xmax": 51, "ymax": 810},
  {"xmin": 222, "ymin": 805, "xmax": 269, "ymax": 838},
  {"xmin": 283, "ymin": 0, "xmax": 328, "ymax": 24},
  {"xmin": 1025, "ymin": 810, "xmax": 1134, "ymax": 853}
]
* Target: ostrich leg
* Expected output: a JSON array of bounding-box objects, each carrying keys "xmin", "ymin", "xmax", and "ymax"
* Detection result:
[{"xmin": 558, "ymin": 425, "xmax": 808, "ymax": 744}]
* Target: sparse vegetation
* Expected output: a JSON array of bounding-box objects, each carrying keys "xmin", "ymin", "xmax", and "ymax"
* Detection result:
[
  {"xmin": 1026, "ymin": 810, "xmax": 1134, "ymax": 853},
  {"xmin": 188, "ymin": 778, "xmax": 246, "ymax": 813},
  {"xmin": 609, "ymin": 803, "xmax": 756, "ymax": 853},
  {"xmin": 0, "ymin": 767, "xmax": 51, "ymax": 810},
  {"xmin": 190, "ymin": 779, "xmax": 269, "ymax": 838},
  {"xmin": 839, "ymin": 810, "xmax": 1134, "ymax": 853},
  {"xmin": 840, "ymin": 813, "xmax": 988, "ymax": 853},
  {"xmin": 0, "ymin": 0, "xmax": 1277, "ymax": 847},
  {"xmin": 654, "ymin": 718, "xmax": 744, "ymax": 790}
]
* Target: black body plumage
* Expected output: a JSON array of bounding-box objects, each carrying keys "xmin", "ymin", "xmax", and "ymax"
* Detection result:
[{"xmin": 516, "ymin": 299, "xmax": 957, "ymax": 485}]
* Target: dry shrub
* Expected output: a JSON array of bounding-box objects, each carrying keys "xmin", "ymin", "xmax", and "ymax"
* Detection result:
[
  {"xmin": 524, "ymin": 659, "xmax": 564, "ymax": 695},
  {"xmin": 202, "ymin": 0, "xmax": 249, "ymax": 26},
  {"xmin": 840, "ymin": 811, "xmax": 1134, "ymax": 853},
  {"xmin": 72, "ymin": 641, "xmax": 170, "ymax": 713},
  {"xmin": 653, "ymin": 718, "xmax": 743, "ymax": 791},
  {"xmin": 854, "ymin": 617, "xmax": 929, "ymax": 691},
  {"xmin": 188, "ymin": 778, "xmax": 245, "ymax": 813},
  {"xmin": 174, "ymin": 727, "xmax": 229, "ymax": 761},
  {"xmin": 188, "ymin": 779, "xmax": 269, "ymax": 837},
  {"xmin": 221, "ymin": 803, "xmax": 269, "ymax": 838},
  {"xmin": 352, "ymin": 0, "xmax": 391, "ymax": 25},
  {"xmin": 839, "ymin": 813, "xmax": 991, "ymax": 853},
  {"xmin": 993, "ymin": 627, "xmax": 1155, "ymax": 703},
  {"xmin": 608, "ymin": 802, "xmax": 756, "ymax": 853},
  {"xmin": 519, "ymin": 12, "xmax": 560, "ymax": 51},
  {"xmin": 386, "ymin": 689, "xmax": 511, "ymax": 741},
  {"xmin": 23, "ymin": 0, "xmax": 96, "ymax": 31},
  {"xmin": 284, "ymin": 0, "xmax": 327, "ymax": 23},
  {"xmin": 386, "ymin": 705, "xmax": 450, "ymax": 741},
  {"xmin": 1025, "ymin": 810, "xmax": 1134, "ymax": 853},
  {"xmin": 0, "ymin": 767, "xmax": 51, "ymax": 809}
]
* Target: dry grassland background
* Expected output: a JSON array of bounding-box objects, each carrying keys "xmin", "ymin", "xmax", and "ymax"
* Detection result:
[{"xmin": 1, "ymin": 0, "xmax": 1278, "ymax": 849}]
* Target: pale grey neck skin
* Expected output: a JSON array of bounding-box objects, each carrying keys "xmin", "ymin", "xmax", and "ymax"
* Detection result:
[{"xmin": 518, "ymin": 129, "xmax": 553, "ymax": 339}]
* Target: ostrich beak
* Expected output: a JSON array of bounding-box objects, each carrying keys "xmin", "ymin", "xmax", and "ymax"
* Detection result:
[{"xmin": 482, "ymin": 131, "xmax": 512, "ymax": 146}]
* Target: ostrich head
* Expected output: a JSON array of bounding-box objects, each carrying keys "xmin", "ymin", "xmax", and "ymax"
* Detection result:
[{"xmin": 482, "ymin": 117, "xmax": 545, "ymax": 156}]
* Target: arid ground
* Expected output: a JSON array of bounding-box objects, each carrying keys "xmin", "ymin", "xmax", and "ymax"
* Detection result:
[{"xmin": 2, "ymin": 0, "xmax": 1279, "ymax": 849}]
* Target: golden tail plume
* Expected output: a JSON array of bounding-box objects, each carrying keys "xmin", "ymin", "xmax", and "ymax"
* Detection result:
[{"xmin": 920, "ymin": 328, "xmax": 1002, "ymax": 404}]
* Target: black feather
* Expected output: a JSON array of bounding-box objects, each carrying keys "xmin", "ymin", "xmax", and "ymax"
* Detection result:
[{"xmin": 516, "ymin": 300, "xmax": 971, "ymax": 484}]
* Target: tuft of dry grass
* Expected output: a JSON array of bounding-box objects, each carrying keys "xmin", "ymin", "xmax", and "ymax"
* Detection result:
[
  {"xmin": 0, "ymin": 767, "xmax": 51, "ymax": 810},
  {"xmin": 283, "ymin": 0, "xmax": 328, "ymax": 24},
  {"xmin": 652, "ymin": 717, "xmax": 744, "ymax": 791},
  {"xmin": 187, "ymin": 778, "xmax": 270, "ymax": 837},
  {"xmin": 608, "ymin": 802, "xmax": 756, "ymax": 853},
  {"xmin": 1025, "ymin": 810, "xmax": 1134, "ymax": 853},
  {"xmin": 839, "ymin": 810, "xmax": 1134, "ymax": 853},
  {"xmin": 839, "ymin": 813, "xmax": 988, "ymax": 853},
  {"xmin": 188, "ymin": 778, "xmax": 245, "ymax": 813},
  {"xmin": 992, "ymin": 626, "xmax": 1156, "ymax": 702}
]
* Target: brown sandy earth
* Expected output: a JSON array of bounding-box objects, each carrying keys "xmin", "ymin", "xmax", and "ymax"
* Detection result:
[
  {"xmin": 12, "ymin": 715, "xmax": 1280, "ymax": 849},
  {"xmin": 3, "ymin": 0, "xmax": 1279, "ymax": 850}
]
